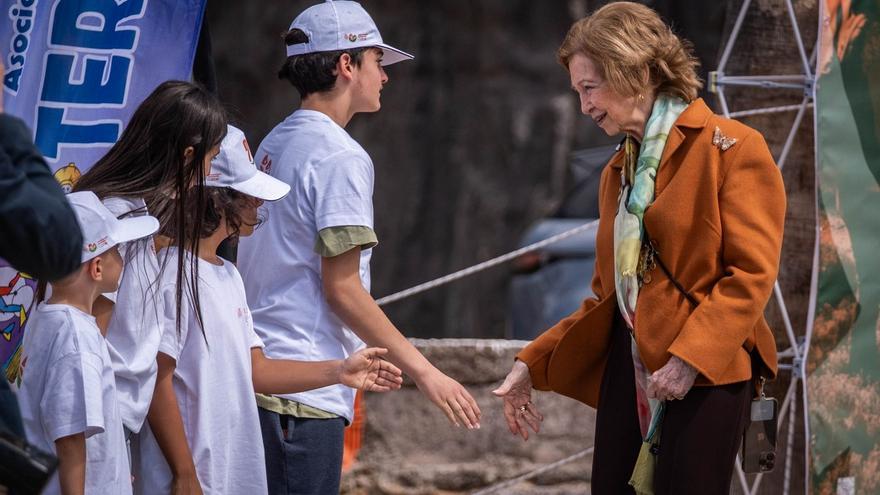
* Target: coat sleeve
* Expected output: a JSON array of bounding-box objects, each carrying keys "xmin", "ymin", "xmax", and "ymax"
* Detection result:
[
  {"xmin": 667, "ymin": 131, "xmax": 786, "ymax": 383},
  {"xmin": 516, "ymin": 164, "xmax": 611, "ymax": 390},
  {"xmin": 0, "ymin": 115, "xmax": 83, "ymax": 280}
]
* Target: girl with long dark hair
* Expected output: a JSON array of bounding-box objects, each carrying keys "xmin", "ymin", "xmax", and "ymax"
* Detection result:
[{"xmin": 73, "ymin": 80, "xmax": 227, "ymax": 437}]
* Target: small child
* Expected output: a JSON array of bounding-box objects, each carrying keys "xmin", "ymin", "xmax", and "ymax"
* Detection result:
[
  {"xmin": 18, "ymin": 191, "xmax": 160, "ymax": 495},
  {"xmin": 133, "ymin": 126, "xmax": 403, "ymax": 494}
]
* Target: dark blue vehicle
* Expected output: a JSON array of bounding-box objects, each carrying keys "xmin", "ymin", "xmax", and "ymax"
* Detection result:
[{"xmin": 507, "ymin": 144, "xmax": 617, "ymax": 340}]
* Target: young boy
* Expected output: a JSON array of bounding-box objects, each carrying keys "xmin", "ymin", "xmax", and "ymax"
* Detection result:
[
  {"xmin": 18, "ymin": 191, "xmax": 159, "ymax": 494},
  {"xmin": 236, "ymin": 2, "xmax": 481, "ymax": 492}
]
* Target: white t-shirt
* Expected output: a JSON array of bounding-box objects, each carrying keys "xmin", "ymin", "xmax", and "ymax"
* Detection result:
[
  {"xmin": 102, "ymin": 197, "xmax": 163, "ymax": 433},
  {"xmin": 18, "ymin": 304, "xmax": 132, "ymax": 495},
  {"xmin": 133, "ymin": 248, "xmax": 266, "ymax": 495},
  {"xmin": 237, "ymin": 109, "xmax": 371, "ymax": 422}
]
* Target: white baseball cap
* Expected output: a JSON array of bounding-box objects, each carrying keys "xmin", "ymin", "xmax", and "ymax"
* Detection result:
[
  {"xmin": 66, "ymin": 191, "xmax": 159, "ymax": 263},
  {"xmin": 286, "ymin": 0, "xmax": 414, "ymax": 66},
  {"xmin": 206, "ymin": 125, "xmax": 291, "ymax": 201}
]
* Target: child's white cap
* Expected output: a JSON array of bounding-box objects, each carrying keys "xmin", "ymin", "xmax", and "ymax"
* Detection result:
[
  {"xmin": 66, "ymin": 191, "xmax": 159, "ymax": 263},
  {"xmin": 206, "ymin": 125, "xmax": 291, "ymax": 201},
  {"xmin": 286, "ymin": 1, "xmax": 414, "ymax": 66}
]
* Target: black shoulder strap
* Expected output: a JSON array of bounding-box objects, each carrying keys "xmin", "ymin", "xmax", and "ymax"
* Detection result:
[{"xmin": 644, "ymin": 227, "xmax": 699, "ymax": 307}]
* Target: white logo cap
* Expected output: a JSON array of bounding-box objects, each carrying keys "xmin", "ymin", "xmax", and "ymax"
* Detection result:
[
  {"xmin": 286, "ymin": 0, "xmax": 414, "ymax": 66},
  {"xmin": 66, "ymin": 191, "xmax": 159, "ymax": 263},
  {"xmin": 206, "ymin": 125, "xmax": 291, "ymax": 201}
]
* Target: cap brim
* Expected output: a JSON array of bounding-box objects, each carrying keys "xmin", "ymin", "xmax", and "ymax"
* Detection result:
[
  {"xmin": 113, "ymin": 216, "xmax": 160, "ymax": 245},
  {"xmin": 375, "ymin": 44, "xmax": 414, "ymax": 66},
  {"xmin": 229, "ymin": 171, "xmax": 291, "ymax": 201}
]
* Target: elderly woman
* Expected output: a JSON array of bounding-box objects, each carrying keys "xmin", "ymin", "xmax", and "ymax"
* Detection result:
[{"xmin": 494, "ymin": 3, "xmax": 785, "ymax": 494}]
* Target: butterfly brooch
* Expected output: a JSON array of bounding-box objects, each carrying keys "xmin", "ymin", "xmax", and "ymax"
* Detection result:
[{"xmin": 713, "ymin": 126, "xmax": 737, "ymax": 151}]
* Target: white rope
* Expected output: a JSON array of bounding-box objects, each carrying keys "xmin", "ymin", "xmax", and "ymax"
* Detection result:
[
  {"xmin": 376, "ymin": 220, "xmax": 599, "ymax": 306},
  {"xmin": 728, "ymin": 103, "xmax": 813, "ymax": 118},
  {"xmin": 470, "ymin": 447, "xmax": 594, "ymax": 495}
]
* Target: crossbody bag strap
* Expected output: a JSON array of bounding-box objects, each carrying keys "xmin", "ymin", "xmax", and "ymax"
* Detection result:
[{"xmin": 643, "ymin": 227, "xmax": 699, "ymax": 307}]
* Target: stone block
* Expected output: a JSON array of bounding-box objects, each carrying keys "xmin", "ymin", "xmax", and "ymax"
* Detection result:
[{"xmin": 342, "ymin": 339, "xmax": 596, "ymax": 493}]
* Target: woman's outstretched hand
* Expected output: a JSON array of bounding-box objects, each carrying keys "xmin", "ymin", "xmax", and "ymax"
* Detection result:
[
  {"xmin": 339, "ymin": 347, "xmax": 404, "ymax": 392},
  {"xmin": 493, "ymin": 360, "xmax": 543, "ymax": 441}
]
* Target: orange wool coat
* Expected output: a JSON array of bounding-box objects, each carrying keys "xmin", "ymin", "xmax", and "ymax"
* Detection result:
[{"xmin": 516, "ymin": 98, "xmax": 786, "ymax": 408}]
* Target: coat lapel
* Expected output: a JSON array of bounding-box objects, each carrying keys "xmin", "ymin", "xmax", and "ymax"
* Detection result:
[{"xmin": 653, "ymin": 98, "xmax": 712, "ymax": 197}]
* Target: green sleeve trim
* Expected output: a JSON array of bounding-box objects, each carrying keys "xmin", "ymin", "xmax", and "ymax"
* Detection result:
[{"xmin": 313, "ymin": 225, "xmax": 378, "ymax": 257}]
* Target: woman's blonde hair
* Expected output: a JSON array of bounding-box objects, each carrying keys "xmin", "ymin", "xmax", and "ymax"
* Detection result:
[{"xmin": 558, "ymin": 2, "xmax": 702, "ymax": 102}]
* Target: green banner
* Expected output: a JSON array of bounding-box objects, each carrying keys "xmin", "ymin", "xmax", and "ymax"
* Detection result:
[{"xmin": 810, "ymin": 0, "xmax": 880, "ymax": 493}]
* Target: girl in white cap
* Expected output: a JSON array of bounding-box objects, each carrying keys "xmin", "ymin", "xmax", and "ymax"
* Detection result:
[
  {"xmin": 134, "ymin": 126, "xmax": 403, "ymax": 495},
  {"xmin": 72, "ymin": 81, "xmax": 228, "ymax": 446}
]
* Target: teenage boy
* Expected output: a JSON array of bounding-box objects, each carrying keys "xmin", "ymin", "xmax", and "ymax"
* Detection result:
[
  {"xmin": 236, "ymin": 1, "xmax": 481, "ymax": 493},
  {"xmin": 17, "ymin": 191, "xmax": 159, "ymax": 495}
]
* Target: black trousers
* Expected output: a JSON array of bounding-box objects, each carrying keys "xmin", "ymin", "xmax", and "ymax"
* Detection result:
[{"xmin": 591, "ymin": 315, "xmax": 752, "ymax": 494}]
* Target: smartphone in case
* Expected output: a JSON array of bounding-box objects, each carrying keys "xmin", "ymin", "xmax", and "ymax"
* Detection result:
[{"xmin": 741, "ymin": 396, "xmax": 778, "ymax": 473}]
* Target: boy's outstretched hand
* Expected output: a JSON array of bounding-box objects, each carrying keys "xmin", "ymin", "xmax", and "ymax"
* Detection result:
[{"xmin": 339, "ymin": 347, "xmax": 403, "ymax": 392}]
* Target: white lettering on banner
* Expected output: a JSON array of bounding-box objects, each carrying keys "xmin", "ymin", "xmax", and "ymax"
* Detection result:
[
  {"xmin": 4, "ymin": 0, "xmax": 38, "ymax": 95},
  {"xmin": 33, "ymin": 0, "xmax": 148, "ymax": 161}
]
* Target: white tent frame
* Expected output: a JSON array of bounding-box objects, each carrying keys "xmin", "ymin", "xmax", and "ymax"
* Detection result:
[{"xmin": 709, "ymin": 0, "xmax": 821, "ymax": 493}]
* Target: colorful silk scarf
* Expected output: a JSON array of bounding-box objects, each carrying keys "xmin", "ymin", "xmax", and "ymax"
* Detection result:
[
  {"xmin": 613, "ymin": 94, "xmax": 688, "ymax": 438},
  {"xmin": 614, "ymin": 94, "xmax": 688, "ymax": 494},
  {"xmin": 613, "ymin": 94, "xmax": 688, "ymax": 327}
]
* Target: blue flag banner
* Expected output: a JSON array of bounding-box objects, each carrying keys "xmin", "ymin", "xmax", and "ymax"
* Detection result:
[
  {"xmin": 0, "ymin": 0, "xmax": 206, "ymax": 384},
  {"xmin": 2, "ymin": 0, "xmax": 206, "ymax": 170}
]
